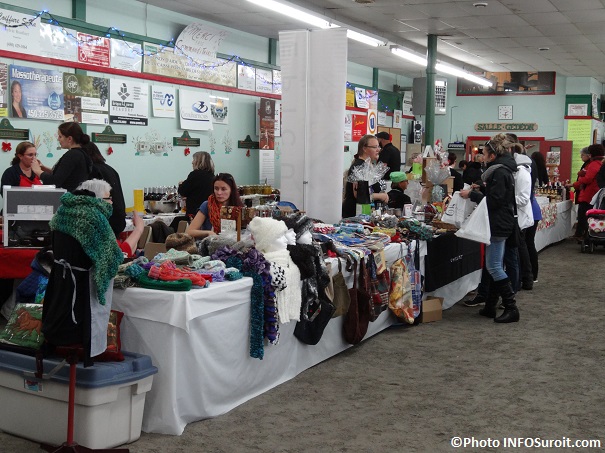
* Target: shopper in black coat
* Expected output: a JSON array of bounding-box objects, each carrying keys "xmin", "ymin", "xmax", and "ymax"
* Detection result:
[
  {"xmin": 178, "ymin": 151, "xmax": 215, "ymax": 218},
  {"xmin": 460, "ymin": 133, "xmax": 520, "ymax": 323},
  {"xmin": 375, "ymin": 131, "xmax": 401, "ymax": 179},
  {"xmin": 463, "ymin": 153, "xmax": 484, "ymax": 185}
]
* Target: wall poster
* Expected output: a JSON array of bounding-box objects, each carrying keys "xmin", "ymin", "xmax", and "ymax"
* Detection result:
[
  {"xmin": 63, "ymin": 73, "xmax": 109, "ymax": 124},
  {"xmin": 9, "ymin": 65, "xmax": 63, "ymax": 120},
  {"xmin": 259, "ymin": 98, "xmax": 275, "ymax": 150},
  {"xmin": 151, "ymin": 85, "xmax": 176, "ymax": 118},
  {"xmin": 109, "ymin": 79, "xmax": 148, "ymax": 126},
  {"xmin": 179, "ymin": 89, "xmax": 213, "ymax": 131},
  {"xmin": 237, "ymin": 64, "xmax": 255, "ymax": 91}
]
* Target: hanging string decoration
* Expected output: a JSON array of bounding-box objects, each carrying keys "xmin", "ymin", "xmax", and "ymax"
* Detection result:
[{"xmin": 0, "ymin": 10, "xmax": 278, "ymax": 88}]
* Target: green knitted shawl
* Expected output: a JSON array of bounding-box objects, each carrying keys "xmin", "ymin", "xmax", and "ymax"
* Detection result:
[{"xmin": 49, "ymin": 192, "xmax": 123, "ymax": 305}]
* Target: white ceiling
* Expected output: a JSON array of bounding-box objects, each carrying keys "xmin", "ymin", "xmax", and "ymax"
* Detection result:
[{"xmin": 138, "ymin": 0, "xmax": 605, "ymax": 83}]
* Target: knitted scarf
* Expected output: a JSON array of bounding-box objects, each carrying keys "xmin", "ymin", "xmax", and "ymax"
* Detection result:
[
  {"xmin": 207, "ymin": 194, "xmax": 223, "ymax": 233},
  {"xmin": 49, "ymin": 192, "xmax": 123, "ymax": 305}
]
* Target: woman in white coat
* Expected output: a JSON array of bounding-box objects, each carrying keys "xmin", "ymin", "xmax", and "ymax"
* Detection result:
[{"xmin": 514, "ymin": 151, "xmax": 535, "ymax": 290}]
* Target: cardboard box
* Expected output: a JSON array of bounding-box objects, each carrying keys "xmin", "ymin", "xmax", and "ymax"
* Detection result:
[
  {"xmin": 0, "ymin": 350, "xmax": 157, "ymax": 449},
  {"xmin": 421, "ymin": 297, "xmax": 443, "ymax": 323}
]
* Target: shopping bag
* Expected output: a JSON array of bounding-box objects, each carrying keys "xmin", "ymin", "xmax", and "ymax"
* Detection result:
[
  {"xmin": 440, "ymin": 191, "xmax": 475, "ymax": 227},
  {"xmin": 455, "ymin": 197, "xmax": 491, "ymax": 245},
  {"xmin": 324, "ymin": 260, "xmax": 352, "ymax": 318},
  {"xmin": 388, "ymin": 258, "xmax": 415, "ymax": 324},
  {"xmin": 367, "ymin": 254, "xmax": 390, "ymax": 321}
]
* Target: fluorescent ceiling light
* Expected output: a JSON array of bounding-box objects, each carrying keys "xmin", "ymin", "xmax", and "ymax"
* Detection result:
[
  {"xmin": 390, "ymin": 47, "xmax": 427, "ymax": 66},
  {"xmin": 246, "ymin": 0, "xmax": 333, "ymax": 29},
  {"xmin": 435, "ymin": 63, "xmax": 492, "ymax": 87},
  {"xmin": 247, "ymin": 0, "xmax": 384, "ymax": 47},
  {"xmin": 390, "ymin": 47, "xmax": 492, "ymax": 87},
  {"xmin": 347, "ymin": 30, "xmax": 385, "ymax": 47}
]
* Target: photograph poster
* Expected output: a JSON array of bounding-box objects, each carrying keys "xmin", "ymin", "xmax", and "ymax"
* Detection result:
[
  {"xmin": 63, "ymin": 73, "xmax": 109, "ymax": 124},
  {"xmin": 9, "ymin": 64, "xmax": 64, "ymax": 120}
]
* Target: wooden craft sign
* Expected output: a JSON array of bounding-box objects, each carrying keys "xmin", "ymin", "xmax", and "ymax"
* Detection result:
[
  {"xmin": 0, "ymin": 119, "xmax": 29, "ymax": 140},
  {"xmin": 475, "ymin": 123, "xmax": 538, "ymax": 132},
  {"xmin": 92, "ymin": 126, "xmax": 127, "ymax": 144},
  {"xmin": 173, "ymin": 130, "xmax": 201, "ymax": 147}
]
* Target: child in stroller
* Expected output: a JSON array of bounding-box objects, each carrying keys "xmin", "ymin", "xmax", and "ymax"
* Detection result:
[{"xmin": 583, "ymin": 188, "xmax": 605, "ymax": 253}]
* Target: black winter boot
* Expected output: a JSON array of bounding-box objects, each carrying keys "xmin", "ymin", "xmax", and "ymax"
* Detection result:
[
  {"xmin": 493, "ymin": 278, "xmax": 520, "ymax": 323},
  {"xmin": 479, "ymin": 278, "xmax": 498, "ymax": 318}
]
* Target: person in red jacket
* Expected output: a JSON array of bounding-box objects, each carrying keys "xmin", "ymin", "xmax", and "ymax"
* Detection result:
[{"xmin": 568, "ymin": 144, "xmax": 604, "ymax": 238}]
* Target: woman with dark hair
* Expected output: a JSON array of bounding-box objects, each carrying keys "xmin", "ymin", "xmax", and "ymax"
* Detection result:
[
  {"xmin": 31, "ymin": 122, "xmax": 92, "ymax": 192},
  {"xmin": 342, "ymin": 134, "xmax": 388, "ymax": 218},
  {"xmin": 568, "ymin": 144, "xmax": 604, "ymax": 239},
  {"xmin": 0, "ymin": 141, "xmax": 48, "ymax": 192},
  {"xmin": 83, "ymin": 142, "xmax": 126, "ymax": 237},
  {"xmin": 11, "ymin": 80, "xmax": 27, "ymax": 118},
  {"xmin": 178, "ymin": 151, "xmax": 215, "ymax": 218},
  {"xmin": 186, "ymin": 172, "xmax": 243, "ymax": 239},
  {"xmin": 531, "ymin": 151, "xmax": 549, "ymax": 186},
  {"xmin": 460, "ymin": 133, "xmax": 520, "ymax": 323}
]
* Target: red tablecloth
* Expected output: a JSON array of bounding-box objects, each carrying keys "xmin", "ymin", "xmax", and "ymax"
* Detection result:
[{"xmin": 0, "ymin": 245, "xmax": 38, "ymax": 279}]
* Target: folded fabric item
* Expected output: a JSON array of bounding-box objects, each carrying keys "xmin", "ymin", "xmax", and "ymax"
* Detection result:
[
  {"xmin": 124, "ymin": 263, "xmax": 146, "ymax": 279},
  {"xmin": 152, "ymin": 248, "xmax": 193, "ymax": 265},
  {"xmin": 338, "ymin": 223, "xmax": 365, "ymax": 234},
  {"xmin": 137, "ymin": 272, "xmax": 192, "ymax": 291},
  {"xmin": 313, "ymin": 223, "xmax": 336, "ymax": 234},
  {"xmin": 188, "ymin": 255, "xmax": 211, "ymax": 269},
  {"xmin": 203, "ymin": 269, "xmax": 225, "ymax": 282},
  {"xmin": 113, "ymin": 274, "xmax": 134, "ymax": 289},
  {"xmin": 225, "ymin": 269, "xmax": 243, "ymax": 280},
  {"xmin": 202, "ymin": 260, "xmax": 227, "ymax": 272},
  {"xmin": 148, "ymin": 261, "xmax": 208, "ymax": 287}
]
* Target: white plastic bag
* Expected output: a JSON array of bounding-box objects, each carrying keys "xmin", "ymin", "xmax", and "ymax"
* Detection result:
[
  {"xmin": 441, "ymin": 192, "xmax": 476, "ymax": 227},
  {"xmin": 455, "ymin": 197, "xmax": 490, "ymax": 245}
]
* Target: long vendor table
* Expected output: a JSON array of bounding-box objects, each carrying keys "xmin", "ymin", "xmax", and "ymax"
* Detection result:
[
  {"xmin": 112, "ymin": 239, "xmax": 481, "ymax": 435},
  {"xmin": 535, "ymin": 200, "xmax": 572, "ymax": 252}
]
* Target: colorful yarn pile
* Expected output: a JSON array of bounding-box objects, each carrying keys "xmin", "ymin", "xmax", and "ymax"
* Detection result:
[{"xmin": 147, "ymin": 261, "xmax": 208, "ymax": 287}]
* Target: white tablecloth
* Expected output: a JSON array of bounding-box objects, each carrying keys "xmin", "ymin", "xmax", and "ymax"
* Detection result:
[
  {"xmin": 535, "ymin": 200, "xmax": 572, "ymax": 252},
  {"xmin": 112, "ymin": 239, "xmax": 481, "ymax": 435},
  {"xmin": 113, "ymin": 279, "xmax": 397, "ymax": 435}
]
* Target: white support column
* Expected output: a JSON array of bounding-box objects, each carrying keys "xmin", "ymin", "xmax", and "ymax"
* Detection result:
[{"xmin": 279, "ymin": 28, "xmax": 347, "ymax": 223}]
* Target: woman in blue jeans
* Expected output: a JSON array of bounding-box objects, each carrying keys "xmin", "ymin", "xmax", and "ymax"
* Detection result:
[{"xmin": 460, "ymin": 133, "xmax": 520, "ymax": 323}]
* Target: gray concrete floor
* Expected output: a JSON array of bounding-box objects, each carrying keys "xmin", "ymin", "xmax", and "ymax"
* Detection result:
[{"xmin": 1, "ymin": 238, "xmax": 603, "ymax": 452}]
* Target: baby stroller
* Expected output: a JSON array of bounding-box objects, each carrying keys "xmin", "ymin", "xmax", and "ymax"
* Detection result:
[{"xmin": 582, "ymin": 188, "xmax": 605, "ymax": 253}]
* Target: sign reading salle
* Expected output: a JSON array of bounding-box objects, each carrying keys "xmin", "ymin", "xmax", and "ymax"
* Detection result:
[{"xmin": 475, "ymin": 123, "xmax": 538, "ymax": 132}]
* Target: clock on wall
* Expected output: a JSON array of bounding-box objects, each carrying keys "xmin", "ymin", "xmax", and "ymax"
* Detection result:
[{"xmin": 498, "ymin": 105, "xmax": 513, "ymax": 120}]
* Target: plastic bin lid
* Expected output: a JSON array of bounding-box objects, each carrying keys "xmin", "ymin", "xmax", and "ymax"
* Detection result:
[{"xmin": 0, "ymin": 350, "xmax": 158, "ymax": 388}]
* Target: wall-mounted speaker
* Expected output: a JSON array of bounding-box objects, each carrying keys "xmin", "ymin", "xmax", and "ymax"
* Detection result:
[{"xmin": 413, "ymin": 120, "xmax": 423, "ymax": 144}]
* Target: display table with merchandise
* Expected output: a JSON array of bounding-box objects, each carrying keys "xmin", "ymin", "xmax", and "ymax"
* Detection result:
[
  {"xmin": 112, "ymin": 238, "xmax": 481, "ymax": 435},
  {"xmin": 113, "ymin": 279, "xmax": 397, "ymax": 435},
  {"xmin": 535, "ymin": 200, "xmax": 572, "ymax": 252}
]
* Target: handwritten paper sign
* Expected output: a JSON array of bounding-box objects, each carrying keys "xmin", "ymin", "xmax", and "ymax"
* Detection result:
[{"xmin": 175, "ymin": 23, "xmax": 228, "ymax": 63}]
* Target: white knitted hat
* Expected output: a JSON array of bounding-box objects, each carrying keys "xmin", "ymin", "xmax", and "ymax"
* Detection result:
[{"xmin": 248, "ymin": 217, "xmax": 287, "ymax": 253}]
